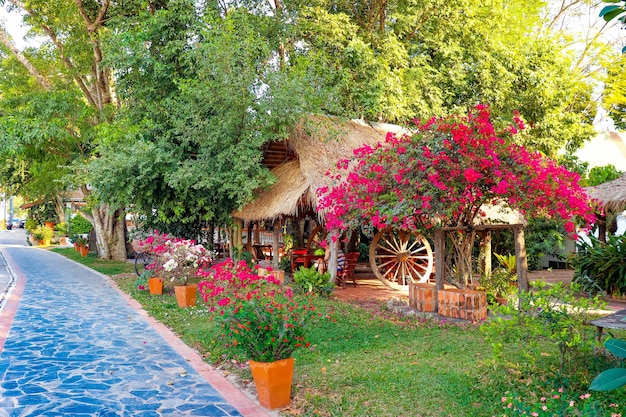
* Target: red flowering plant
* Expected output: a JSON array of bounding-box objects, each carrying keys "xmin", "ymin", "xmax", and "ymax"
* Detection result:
[
  {"xmin": 198, "ymin": 259, "xmax": 315, "ymax": 362},
  {"xmin": 318, "ymin": 105, "xmax": 595, "ymax": 286}
]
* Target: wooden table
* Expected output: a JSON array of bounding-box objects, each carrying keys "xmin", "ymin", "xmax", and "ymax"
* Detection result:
[{"xmin": 589, "ymin": 309, "xmax": 626, "ymax": 342}]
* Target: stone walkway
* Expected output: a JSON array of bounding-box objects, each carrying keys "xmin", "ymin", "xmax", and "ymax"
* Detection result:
[{"xmin": 0, "ymin": 232, "xmax": 270, "ymax": 417}]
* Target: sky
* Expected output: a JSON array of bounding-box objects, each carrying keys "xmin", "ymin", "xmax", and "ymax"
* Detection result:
[{"xmin": 1, "ymin": 6, "xmax": 31, "ymax": 50}]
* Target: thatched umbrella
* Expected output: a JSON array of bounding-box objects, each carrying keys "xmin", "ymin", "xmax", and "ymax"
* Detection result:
[
  {"xmin": 585, "ymin": 173, "xmax": 626, "ymax": 242},
  {"xmin": 586, "ymin": 173, "xmax": 626, "ymax": 212},
  {"xmin": 233, "ymin": 116, "xmax": 401, "ymax": 222}
]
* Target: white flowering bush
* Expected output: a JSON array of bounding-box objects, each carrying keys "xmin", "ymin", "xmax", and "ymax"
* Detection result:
[{"xmin": 154, "ymin": 237, "xmax": 213, "ymax": 286}]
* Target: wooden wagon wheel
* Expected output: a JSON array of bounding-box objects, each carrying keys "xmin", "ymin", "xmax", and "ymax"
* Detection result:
[
  {"xmin": 369, "ymin": 229, "xmax": 434, "ymax": 290},
  {"xmin": 306, "ymin": 225, "xmax": 326, "ymax": 251}
]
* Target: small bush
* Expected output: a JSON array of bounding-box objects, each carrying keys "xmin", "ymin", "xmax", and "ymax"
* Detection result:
[
  {"xmin": 69, "ymin": 214, "xmax": 93, "ymax": 235},
  {"xmin": 571, "ymin": 234, "xmax": 626, "ymax": 296},
  {"xmin": 293, "ymin": 266, "xmax": 333, "ymax": 297}
]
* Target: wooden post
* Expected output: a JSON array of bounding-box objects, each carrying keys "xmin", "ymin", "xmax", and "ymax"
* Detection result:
[
  {"xmin": 328, "ymin": 229, "xmax": 339, "ymax": 284},
  {"xmin": 478, "ymin": 230, "xmax": 492, "ymax": 277},
  {"xmin": 254, "ymin": 221, "xmax": 260, "ymax": 245},
  {"xmin": 434, "ymin": 229, "xmax": 444, "ymax": 312},
  {"xmin": 514, "ymin": 226, "xmax": 529, "ymax": 294},
  {"xmin": 246, "ymin": 221, "xmax": 253, "ymax": 252},
  {"xmin": 272, "ymin": 218, "xmax": 281, "ymax": 269}
]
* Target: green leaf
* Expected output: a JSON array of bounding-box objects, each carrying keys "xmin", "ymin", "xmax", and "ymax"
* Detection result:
[
  {"xmin": 590, "ymin": 368, "xmax": 626, "ymax": 391},
  {"xmin": 599, "ymin": 5, "xmax": 625, "ymax": 21},
  {"xmin": 605, "ymin": 339, "xmax": 626, "ymax": 359}
]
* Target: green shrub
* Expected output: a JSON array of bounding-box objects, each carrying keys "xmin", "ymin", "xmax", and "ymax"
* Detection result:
[
  {"xmin": 25, "ymin": 218, "xmax": 37, "ymax": 232},
  {"xmin": 54, "ymin": 222, "xmax": 68, "ymax": 236},
  {"xmin": 293, "ymin": 266, "xmax": 333, "ymax": 297},
  {"xmin": 69, "ymin": 214, "xmax": 93, "ymax": 235},
  {"xmin": 31, "ymin": 225, "xmax": 55, "ymax": 242},
  {"xmin": 571, "ymin": 234, "xmax": 626, "ymax": 296},
  {"xmin": 478, "ymin": 268, "xmax": 516, "ymax": 304},
  {"xmin": 481, "ymin": 281, "xmax": 605, "ymax": 373}
]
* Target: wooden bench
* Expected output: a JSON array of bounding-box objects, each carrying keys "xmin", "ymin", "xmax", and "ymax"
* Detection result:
[{"xmin": 589, "ymin": 309, "xmax": 626, "ymax": 343}]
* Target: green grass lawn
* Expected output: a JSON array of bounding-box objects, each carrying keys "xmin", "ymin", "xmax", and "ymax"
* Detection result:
[{"xmin": 52, "ymin": 249, "xmax": 626, "ymax": 416}]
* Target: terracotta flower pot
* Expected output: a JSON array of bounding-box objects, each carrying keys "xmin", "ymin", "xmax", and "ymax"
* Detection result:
[
  {"xmin": 174, "ymin": 284, "xmax": 196, "ymax": 308},
  {"xmin": 148, "ymin": 277, "xmax": 163, "ymax": 295},
  {"xmin": 79, "ymin": 245, "xmax": 89, "ymax": 257},
  {"xmin": 249, "ymin": 357, "xmax": 294, "ymax": 410}
]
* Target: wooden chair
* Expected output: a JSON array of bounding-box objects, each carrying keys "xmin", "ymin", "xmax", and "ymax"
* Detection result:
[
  {"xmin": 290, "ymin": 248, "xmax": 309, "ymax": 272},
  {"xmin": 336, "ymin": 252, "xmax": 360, "ymax": 289}
]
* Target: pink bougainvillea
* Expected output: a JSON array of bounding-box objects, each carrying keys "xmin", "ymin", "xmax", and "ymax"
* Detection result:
[{"xmin": 318, "ymin": 105, "xmax": 595, "ymax": 237}]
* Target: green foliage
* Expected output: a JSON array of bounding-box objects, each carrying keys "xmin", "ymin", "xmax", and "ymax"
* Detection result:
[
  {"xmin": 590, "ymin": 339, "xmax": 626, "ymax": 391},
  {"xmin": 293, "ymin": 266, "xmax": 333, "ymax": 297},
  {"xmin": 481, "ymin": 281, "xmax": 605, "ymax": 373},
  {"xmin": 499, "ymin": 217, "xmax": 567, "ymax": 271},
  {"xmin": 54, "ymin": 222, "xmax": 68, "ymax": 236},
  {"xmin": 69, "ymin": 215, "xmax": 93, "ymax": 235},
  {"xmin": 71, "ymin": 236, "xmax": 88, "ymax": 246},
  {"xmin": 31, "ymin": 225, "xmax": 55, "ymax": 242},
  {"xmin": 585, "ymin": 164, "xmax": 623, "ymax": 186},
  {"xmin": 494, "ymin": 252, "xmax": 517, "ymax": 274},
  {"xmin": 279, "ymin": 255, "xmax": 292, "ymax": 273},
  {"xmin": 232, "ymin": 246, "xmax": 254, "ymax": 269},
  {"xmin": 24, "ymin": 218, "xmax": 37, "ymax": 232},
  {"xmin": 479, "ymin": 268, "xmax": 517, "ymax": 304},
  {"xmin": 571, "ymin": 234, "xmax": 626, "ymax": 295},
  {"xmin": 282, "ymin": 234, "xmax": 294, "ymax": 253},
  {"xmin": 526, "ymin": 218, "xmax": 567, "ymax": 271},
  {"xmin": 600, "ymin": 0, "xmax": 626, "ymax": 30},
  {"xmin": 29, "ymin": 202, "xmax": 58, "ymax": 225}
]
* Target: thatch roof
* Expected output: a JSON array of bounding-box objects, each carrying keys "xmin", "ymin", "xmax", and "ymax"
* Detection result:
[
  {"xmin": 586, "ymin": 173, "xmax": 626, "ymax": 212},
  {"xmin": 233, "ymin": 116, "xmax": 398, "ymax": 221}
]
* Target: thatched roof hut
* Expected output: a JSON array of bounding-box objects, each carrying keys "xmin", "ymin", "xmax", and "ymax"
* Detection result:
[
  {"xmin": 233, "ymin": 116, "xmax": 401, "ymax": 221},
  {"xmin": 586, "ymin": 173, "xmax": 626, "ymax": 212}
]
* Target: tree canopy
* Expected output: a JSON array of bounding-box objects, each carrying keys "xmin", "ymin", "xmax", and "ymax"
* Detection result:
[{"xmin": 0, "ymin": 0, "xmax": 618, "ymax": 244}]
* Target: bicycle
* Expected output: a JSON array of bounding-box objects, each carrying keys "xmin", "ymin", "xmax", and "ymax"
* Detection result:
[{"xmin": 134, "ymin": 251, "xmax": 154, "ymax": 276}]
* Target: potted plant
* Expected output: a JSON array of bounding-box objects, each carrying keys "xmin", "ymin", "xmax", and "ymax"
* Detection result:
[
  {"xmin": 199, "ymin": 259, "xmax": 315, "ymax": 410},
  {"xmin": 72, "ymin": 236, "xmax": 89, "ymax": 256},
  {"xmin": 55, "ymin": 222, "xmax": 69, "ymax": 245},
  {"xmin": 154, "ymin": 235, "xmax": 212, "ymax": 307},
  {"xmin": 31, "ymin": 225, "xmax": 55, "ymax": 246}
]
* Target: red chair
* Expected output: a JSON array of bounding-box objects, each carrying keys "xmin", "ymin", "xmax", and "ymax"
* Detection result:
[{"xmin": 290, "ymin": 248, "xmax": 309, "ymax": 272}]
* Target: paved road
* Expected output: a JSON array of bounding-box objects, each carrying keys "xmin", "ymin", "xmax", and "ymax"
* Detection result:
[{"xmin": 0, "ymin": 231, "xmax": 268, "ymax": 417}]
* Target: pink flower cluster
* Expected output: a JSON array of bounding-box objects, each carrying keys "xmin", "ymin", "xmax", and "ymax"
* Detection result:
[
  {"xmin": 318, "ymin": 105, "xmax": 595, "ymax": 237},
  {"xmin": 138, "ymin": 231, "xmax": 213, "ymax": 286}
]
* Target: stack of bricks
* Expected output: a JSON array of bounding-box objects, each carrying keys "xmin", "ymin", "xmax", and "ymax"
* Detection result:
[
  {"xmin": 437, "ymin": 288, "xmax": 487, "ymax": 321},
  {"xmin": 408, "ymin": 283, "xmax": 436, "ymax": 312}
]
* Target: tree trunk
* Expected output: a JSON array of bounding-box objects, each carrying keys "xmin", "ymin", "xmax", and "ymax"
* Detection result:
[
  {"xmin": 52, "ymin": 194, "xmax": 66, "ymax": 225},
  {"xmin": 87, "ymin": 204, "xmax": 127, "ymax": 260},
  {"xmin": 445, "ymin": 230, "xmax": 476, "ymax": 288}
]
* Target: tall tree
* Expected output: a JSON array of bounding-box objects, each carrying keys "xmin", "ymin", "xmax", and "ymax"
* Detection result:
[
  {"xmin": 0, "ymin": 0, "xmax": 126, "ymax": 260},
  {"xmin": 87, "ymin": 2, "xmax": 328, "ymax": 239}
]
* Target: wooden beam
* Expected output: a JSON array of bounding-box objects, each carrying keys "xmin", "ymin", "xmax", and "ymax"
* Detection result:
[
  {"xmin": 440, "ymin": 223, "xmax": 524, "ymax": 232},
  {"xmin": 328, "ymin": 230, "xmax": 339, "ymax": 284},
  {"xmin": 272, "ymin": 219, "xmax": 281, "ymax": 269},
  {"xmin": 434, "ymin": 229, "xmax": 444, "ymax": 312}
]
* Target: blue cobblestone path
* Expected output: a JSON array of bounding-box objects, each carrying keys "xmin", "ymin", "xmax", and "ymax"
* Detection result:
[{"xmin": 0, "ymin": 246, "xmax": 247, "ymax": 417}]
